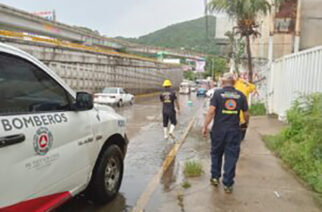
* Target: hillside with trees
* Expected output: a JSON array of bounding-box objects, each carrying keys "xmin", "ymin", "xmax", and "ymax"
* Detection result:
[{"xmin": 117, "ymin": 16, "xmax": 221, "ymax": 55}]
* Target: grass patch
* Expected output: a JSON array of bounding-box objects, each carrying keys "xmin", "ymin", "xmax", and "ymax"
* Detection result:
[
  {"xmin": 183, "ymin": 160, "xmax": 203, "ymax": 177},
  {"xmin": 249, "ymin": 102, "xmax": 266, "ymax": 116},
  {"xmin": 264, "ymin": 93, "xmax": 322, "ymax": 194},
  {"xmin": 182, "ymin": 181, "xmax": 191, "ymax": 189}
]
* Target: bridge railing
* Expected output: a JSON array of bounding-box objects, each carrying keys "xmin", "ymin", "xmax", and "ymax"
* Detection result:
[
  {"xmin": 0, "ymin": 30, "xmax": 176, "ymax": 65},
  {"xmin": 267, "ymin": 46, "xmax": 322, "ymax": 119}
]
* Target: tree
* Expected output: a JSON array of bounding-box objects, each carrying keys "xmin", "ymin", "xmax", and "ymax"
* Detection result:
[
  {"xmin": 184, "ymin": 71, "xmax": 196, "ymax": 81},
  {"xmin": 208, "ymin": 0, "xmax": 282, "ymax": 82},
  {"xmin": 204, "ymin": 56, "xmax": 227, "ymax": 80},
  {"xmin": 225, "ymin": 31, "xmax": 245, "ymax": 74}
]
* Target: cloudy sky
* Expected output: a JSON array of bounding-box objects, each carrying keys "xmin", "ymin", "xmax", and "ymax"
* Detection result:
[{"xmin": 1, "ymin": 0, "xmax": 206, "ymax": 37}]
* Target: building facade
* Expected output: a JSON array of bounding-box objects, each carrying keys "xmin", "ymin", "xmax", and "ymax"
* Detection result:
[{"xmin": 251, "ymin": 0, "xmax": 322, "ymax": 60}]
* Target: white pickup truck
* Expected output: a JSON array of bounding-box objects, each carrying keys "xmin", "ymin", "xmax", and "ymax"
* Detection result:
[{"xmin": 0, "ymin": 43, "xmax": 128, "ymax": 211}]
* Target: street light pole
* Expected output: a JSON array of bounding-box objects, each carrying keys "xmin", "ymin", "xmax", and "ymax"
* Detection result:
[{"xmin": 294, "ymin": 0, "xmax": 302, "ymax": 52}]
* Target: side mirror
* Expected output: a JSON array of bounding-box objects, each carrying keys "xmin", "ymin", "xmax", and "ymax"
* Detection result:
[{"xmin": 74, "ymin": 92, "xmax": 93, "ymax": 111}]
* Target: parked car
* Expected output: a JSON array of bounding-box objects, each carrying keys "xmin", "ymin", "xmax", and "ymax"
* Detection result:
[
  {"xmin": 196, "ymin": 87, "xmax": 207, "ymax": 96},
  {"xmin": 179, "ymin": 82, "xmax": 191, "ymax": 94},
  {"xmin": 94, "ymin": 87, "xmax": 134, "ymax": 107},
  {"xmin": 190, "ymin": 82, "xmax": 197, "ymax": 92},
  {"xmin": 191, "ymin": 86, "xmax": 196, "ymax": 92},
  {"xmin": 0, "ymin": 43, "xmax": 128, "ymax": 211}
]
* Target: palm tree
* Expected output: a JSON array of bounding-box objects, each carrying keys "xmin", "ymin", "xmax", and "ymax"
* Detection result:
[
  {"xmin": 208, "ymin": 0, "xmax": 280, "ymax": 82},
  {"xmin": 225, "ymin": 31, "xmax": 245, "ymax": 74}
]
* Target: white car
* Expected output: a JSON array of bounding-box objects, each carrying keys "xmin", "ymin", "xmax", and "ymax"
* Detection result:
[
  {"xmin": 94, "ymin": 87, "xmax": 134, "ymax": 107},
  {"xmin": 179, "ymin": 82, "xmax": 191, "ymax": 95},
  {"xmin": 0, "ymin": 43, "xmax": 128, "ymax": 211}
]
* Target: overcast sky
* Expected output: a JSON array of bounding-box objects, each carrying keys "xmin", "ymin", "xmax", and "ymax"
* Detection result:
[{"xmin": 1, "ymin": 0, "xmax": 206, "ymax": 37}]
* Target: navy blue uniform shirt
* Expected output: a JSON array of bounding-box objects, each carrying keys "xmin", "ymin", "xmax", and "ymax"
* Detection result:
[
  {"xmin": 210, "ymin": 86, "xmax": 248, "ymax": 132},
  {"xmin": 160, "ymin": 88, "xmax": 177, "ymax": 115}
]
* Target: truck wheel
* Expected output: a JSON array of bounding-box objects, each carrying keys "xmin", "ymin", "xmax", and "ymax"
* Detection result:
[
  {"xmin": 117, "ymin": 100, "xmax": 123, "ymax": 107},
  {"xmin": 88, "ymin": 145, "xmax": 124, "ymax": 204}
]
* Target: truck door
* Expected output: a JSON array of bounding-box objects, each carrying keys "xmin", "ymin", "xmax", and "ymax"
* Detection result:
[
  {"xmin": 119, "ymin": 88, "xmax": 125, "ymax": 102},
  {"xmin": 0, "ymin": 52, "xmax": 96, "ymax": 208}
]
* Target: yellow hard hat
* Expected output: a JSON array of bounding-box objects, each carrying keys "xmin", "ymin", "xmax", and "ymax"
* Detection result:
[{"xmin": 163, "ymin": 79, "xmax": 172, "ymax": 87}]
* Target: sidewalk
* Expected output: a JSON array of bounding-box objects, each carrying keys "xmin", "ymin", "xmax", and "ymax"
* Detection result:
[{"xmin": 156, "ymin": 116, "xmax": 321, "ymax": 212}]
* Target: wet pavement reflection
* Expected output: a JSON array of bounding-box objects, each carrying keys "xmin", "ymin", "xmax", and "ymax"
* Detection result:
[{"xmin": 57, "ymin": 94, "xmax": 206, "ymax": 212}]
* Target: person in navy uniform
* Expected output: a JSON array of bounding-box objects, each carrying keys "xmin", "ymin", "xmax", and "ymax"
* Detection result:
[
  {"xmin": 160, "ymin": 79, "xmax": 180, "ymax": 140},
  {"xmin": 202, "ymin": 73, "xmax": 250, "ymax": 193}
]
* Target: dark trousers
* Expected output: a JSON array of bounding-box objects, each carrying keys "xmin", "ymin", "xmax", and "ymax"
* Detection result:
[
  {"xmin": 163, "ymin": 112, "xmax": 177, "ymax": 127},
  {"xmin": 210, "ymin": 129, "xmax": 241, "ymax": 187}
]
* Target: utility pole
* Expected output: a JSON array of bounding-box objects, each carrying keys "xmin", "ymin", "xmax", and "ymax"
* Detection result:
[
  {"xmin": 212, "ymin": 58, "xmax": 215, "ymax": 79},
  {"xmin": 53, "ymin": 10, "xmax": 56, "ymax": 21},
  {"xmin": 204, "ymin": 0, "xmax": 209, "ymax": 40},
  {"xmin": 268, "ymin": 2, "xmax": 276, "ymax": 63},
  {"xmin": 294, "ymin": 0, "xmax": 302, "ymax": 52}
]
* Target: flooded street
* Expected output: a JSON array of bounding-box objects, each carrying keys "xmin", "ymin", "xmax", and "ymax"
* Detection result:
[
  {"xmin": 57, "ymin": 94, "xmax": 207, "ymax": 212},
  {"xmin": 2, "ymin": 1, "xmax": 322, "ymax": 211},
  {"xmin": 55, "ymin": 94, "xmax": 322, "ymax": 212}
]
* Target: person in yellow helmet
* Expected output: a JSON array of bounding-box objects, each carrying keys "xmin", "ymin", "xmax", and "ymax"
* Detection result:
[
  {"xmin": 160, "ymin": 80, "xmax": 180, "ymax": 140},
  {"xmin": 234, "ymin": 71, "xmax": 257, "ymax": 140}
]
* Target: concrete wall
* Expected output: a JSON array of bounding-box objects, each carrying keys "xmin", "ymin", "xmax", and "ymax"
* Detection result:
[
  {"xmin": 300, "ymin": 0, "xmax": 322, "ymax": 50},
  {"xmin": 252, "ymin": 0, "xmax": 322, "ymax": 59},
  {"xmin": 251, "ymin": 2, "xmax": 294, "ymax": 61},
  {"xmin": 1, "ymin": 38, "xmax": 183, "ymax": 94}
]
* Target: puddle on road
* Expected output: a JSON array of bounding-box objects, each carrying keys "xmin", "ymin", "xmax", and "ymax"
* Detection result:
[
  {"xmin": 145, "ymin": 107, "xmax": 211, "ymax": 212},
  {"xmin": 57, "ymin": 94, "xmax": 207, "ymax": 212}
]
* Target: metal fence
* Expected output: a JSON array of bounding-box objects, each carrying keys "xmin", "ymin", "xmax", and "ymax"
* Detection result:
[{"xmin": 267, "ymin": 46, "xmax": 322, "ymax": 119}]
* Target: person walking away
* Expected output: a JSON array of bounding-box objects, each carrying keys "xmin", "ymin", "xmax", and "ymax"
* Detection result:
[
  {"xmin": 202, "ymin": 73, "xmax": 249, "ymax": 193},
  {"xmin": 234, "ymin": 71, "xmax": 257, "ymax": 140},
  {"xmin": 160, "ymin": 80, "xmax": 180, "ymax": 140}
]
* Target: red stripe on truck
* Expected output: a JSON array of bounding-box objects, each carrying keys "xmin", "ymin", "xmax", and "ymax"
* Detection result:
[{"xmin": 0, "ymin": 192, "xmax": 71, "ymax": 212}]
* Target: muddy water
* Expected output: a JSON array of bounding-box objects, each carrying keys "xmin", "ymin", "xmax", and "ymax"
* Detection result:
[
  {"xmin": 57, "ymin": 94, "xmax": 206, "ymax": 212},
  {"xmin": 145, "ymin": 105, "xmax": 211, "ymax": 212}
]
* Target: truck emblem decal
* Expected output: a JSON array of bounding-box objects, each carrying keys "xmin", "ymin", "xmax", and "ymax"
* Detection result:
[{"xmin": 33, "ymin": 127, "xmax": 53, "ymax": 156}]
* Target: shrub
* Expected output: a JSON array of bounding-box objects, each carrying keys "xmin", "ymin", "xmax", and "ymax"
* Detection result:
[
  {"xmin": 183, "ymin": 160, "xmax": 203, "ymax": 177},
  {"xmin": 264, "ymin": 93, "xmax": 322, "ymax": 193},
  {"xmin": 249, "ymin": 102, "xmax": 266, "ymax": 116}
]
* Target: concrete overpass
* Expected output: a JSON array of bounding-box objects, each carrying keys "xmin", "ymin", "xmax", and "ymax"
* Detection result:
[
  {"xmin": 0, "ymin": 3, "xmax": 222, "ymax": 63},
  {"xmin": 0, "ymin": 3, "xmax": 122, "ymax": 49},
  {"xmin": 111, "ymin": 38, "xmax": 208, "ymax": 61}
]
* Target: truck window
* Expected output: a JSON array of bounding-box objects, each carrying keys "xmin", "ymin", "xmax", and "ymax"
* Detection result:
[
  {"xmin": 102, "ymin": 88, "xmax": 118, "ymax": 94},
  {"xmin": 0, "ymin": 53, "xmax": 71, "ymax": 115}
]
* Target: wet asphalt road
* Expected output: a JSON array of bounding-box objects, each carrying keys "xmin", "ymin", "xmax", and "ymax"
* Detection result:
[{"xmin": 57, "ymin": 94, "xmax": 206, "ymax": 212}]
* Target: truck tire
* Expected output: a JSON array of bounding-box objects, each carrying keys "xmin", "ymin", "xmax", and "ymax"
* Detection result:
[
  {"xmin": 117, "ymin": 100, "xmax": 123, "ymax": 107},
  {"xmin": 88, "ymin": 145, "xmax": 124, "ymax": 204}
]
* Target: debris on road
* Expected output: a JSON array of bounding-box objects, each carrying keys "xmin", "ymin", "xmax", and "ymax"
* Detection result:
[{"xmin": 274, "ymin": 191, "xmax": 281, "ymax": 198}]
